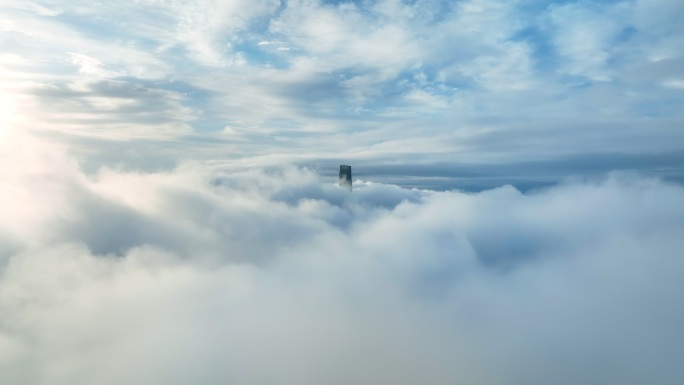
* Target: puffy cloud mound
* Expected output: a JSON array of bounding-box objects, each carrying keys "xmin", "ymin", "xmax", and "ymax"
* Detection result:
[{"xmin": 1, "ymin": 135, "xmax": 684, "ymax": 385}]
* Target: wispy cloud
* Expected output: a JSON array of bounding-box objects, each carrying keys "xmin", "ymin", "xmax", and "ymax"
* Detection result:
[
  {"xmin": 1, "ymin": 4, "xmax": 681, "ymax": 185},
  {"xmin": 1, "ymin": 0, "xmax": 682, "ymax": 180}
]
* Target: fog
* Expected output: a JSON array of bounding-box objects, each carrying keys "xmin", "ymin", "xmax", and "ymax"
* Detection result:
[{"xmin": 0, "ymin": 133, "xmax": 682, "ymax": 384}]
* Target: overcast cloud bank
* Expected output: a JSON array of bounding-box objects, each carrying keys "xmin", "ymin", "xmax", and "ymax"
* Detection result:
[{"xmin": 1, "ymin": 135, "xmax": 683, "ymax": 384}]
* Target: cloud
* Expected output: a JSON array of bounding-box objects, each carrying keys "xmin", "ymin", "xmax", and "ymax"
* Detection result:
[
  {"xmin": 11, "ymin": 79, "xmax": 195, "ymax": 140},
  {"xmin": 543, "ymin": 1, "xmax": 630, "ymax": 80},
  {"xmin": 1, "ymin": 133, "xmax": 684, "ymax": 384},
  {"xmin": 1, "ymin": 0, "xmax": 683, "ymax": 183},
  {"xmin": 1, "ymin": 1, "xmax": 683, "ymax": 381}
]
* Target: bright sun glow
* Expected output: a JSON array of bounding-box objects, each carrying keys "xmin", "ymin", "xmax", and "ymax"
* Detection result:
[{"xmin": 0, "ymin": 92, "xmax": 16, "ymax": 140}]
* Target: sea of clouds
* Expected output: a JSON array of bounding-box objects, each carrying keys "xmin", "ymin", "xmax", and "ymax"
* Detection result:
[{"xmin": 1, "ymin": 133, "xmax": 684, "ymax": 385}]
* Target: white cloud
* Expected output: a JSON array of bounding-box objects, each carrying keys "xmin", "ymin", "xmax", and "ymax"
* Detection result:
[
  {"xmin": 166, "ymin": 0, "xmax": 279, "ymax": 65},
  {"xmin": 457, "ymin": 41, "xmax": 535, "ymax": 90},
  {"xmin": 1, "ymin": 133, "xmax": 683, "ymax": 384},
  {"xmin": 68, "ymin": 52, "xmax": 120, "ymax": 77},
  {"xmin": 269, "ymin": 0, "xmax": 424, "ymax": 78},
  {"xmin": 544, "ymin": 1, "xmax": 631, "ymax": 81},
  {"xmin": 10, "ymin": 79, "xmax": 196, "ymax": 139},
  {"xmin": 633, "ymin": 0, "xmax": 684, "ymax": 61}
]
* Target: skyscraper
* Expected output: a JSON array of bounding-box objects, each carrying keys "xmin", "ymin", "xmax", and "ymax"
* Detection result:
[{"xmin": 339, "ymin": 165, "xmax": 352, "ymax": 191}]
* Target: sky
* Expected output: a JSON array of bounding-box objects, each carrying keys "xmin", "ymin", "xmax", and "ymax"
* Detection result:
[
  {"xmin": 1, "ymin": 1, "xmax": 684, "ymax": 384},
  {"xmin": 1, "ymin": 0, "xmax": 683, "ymax": 187}
]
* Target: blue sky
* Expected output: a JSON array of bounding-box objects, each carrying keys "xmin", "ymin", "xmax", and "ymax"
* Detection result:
[{"xmin": 2, "ymin": 0, "xmax": 683, "ymax": 188}]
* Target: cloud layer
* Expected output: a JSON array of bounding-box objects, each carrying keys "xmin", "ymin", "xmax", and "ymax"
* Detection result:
[{"xmin": 2, "ymin": 134, "xmax": 683, "ymax": 384}]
